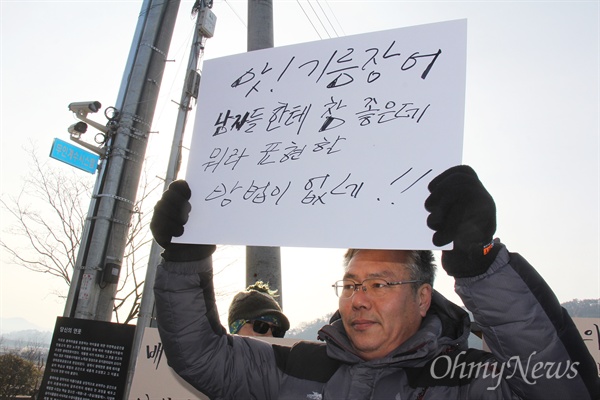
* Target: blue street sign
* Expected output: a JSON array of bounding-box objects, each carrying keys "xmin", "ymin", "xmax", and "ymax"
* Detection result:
[{"xmin": 49, "ymin": 138, "xmax": 100, "ymax": 174}]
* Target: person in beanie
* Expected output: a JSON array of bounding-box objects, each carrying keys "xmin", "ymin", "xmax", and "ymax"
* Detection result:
[{"xmin": 228, "ymin": 281, "xmax": 290, "ymax": 338}]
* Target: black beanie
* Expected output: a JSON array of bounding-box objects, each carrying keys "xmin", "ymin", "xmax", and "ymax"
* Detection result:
[{"xmin": 227, "ymin": 286, "xmax": 290, "ymax": 332}]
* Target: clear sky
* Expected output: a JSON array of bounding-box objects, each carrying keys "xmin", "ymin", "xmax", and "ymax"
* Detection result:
[{"xmin": 1, "ymin": 0, "xmax": 598, "ymax": 332}]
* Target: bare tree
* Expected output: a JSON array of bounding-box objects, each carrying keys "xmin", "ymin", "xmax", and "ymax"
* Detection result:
[
  {"xmin": 1, "ymin": 145, "xmax": 161, "ymax": 324},
  {"xmin": 0, "ymin": 147, "xmax": 92, "ymax": 285}
]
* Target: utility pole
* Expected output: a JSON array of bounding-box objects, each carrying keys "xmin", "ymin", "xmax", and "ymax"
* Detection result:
[
  {"xmin": 64, "ymin": 0, "xmax": 181, "ymax": 322},
  {"xmin": 247, "ymin": 0, "xmax": 273, "ymax": 51},
  {"xmin": 124, "ymin": 1, "xmax": 216, "ymax": 397},
  {"xmin": 134, "ymin": 0, "xmax": 214, "ymax": 332},
  {"xmin": 246, "ymin": 0, "xmax": 283, "ymax": 307}
]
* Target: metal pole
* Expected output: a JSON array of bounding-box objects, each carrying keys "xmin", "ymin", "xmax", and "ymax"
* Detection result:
[
  {"xmin": 246, "ymin": 0, "xmax": 282, "ymax": 307},
  {"xmin": 64, "ymin": 0, "xmax": 181, "ymax": 322},
  {"xmin": 247, "ymin": 0, "xmax": 274, "ymax": 51},
  {"xmin": 128, "ymin": 11, "xmax": 207, "ymax": 335},
  {"xmin": 124, "ymin": 2, "xmax": 213, "ymax": 396}
]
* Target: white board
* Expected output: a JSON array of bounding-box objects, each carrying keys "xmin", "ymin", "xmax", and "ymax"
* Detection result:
[{"xmin": 179, "ymin": 19, "xmax": 467, "ymax": 249}]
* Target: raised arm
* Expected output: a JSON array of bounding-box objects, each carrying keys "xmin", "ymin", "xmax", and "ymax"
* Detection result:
[
  {"xmin": 150, "ymin": 180, "xmax": 281, "ymax": 399},
  {"xmin": 425, "ymin": 165, "xmax": 599, "ymax": 400}
]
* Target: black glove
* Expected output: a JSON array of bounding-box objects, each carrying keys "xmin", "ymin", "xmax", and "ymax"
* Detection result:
[
  {"xmin": 424, "ymin": 165, "xmax": 500, "ymax": 278},
  {"xmin": 150, "ymin": 180, "xmax": 216, "ymax": 262}
]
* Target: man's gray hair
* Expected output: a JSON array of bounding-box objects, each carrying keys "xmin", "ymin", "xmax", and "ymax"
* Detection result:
[{"xmin": 343, "ymin": 249, "xmax": 436, "ymax": 290}]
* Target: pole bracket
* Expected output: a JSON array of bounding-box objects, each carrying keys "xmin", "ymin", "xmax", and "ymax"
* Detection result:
[
  {"xmin": 94, "ymin": 193, "xmax": 136, "ymax": 206},
  {"xmin": 87, "ymin": 215, "xmax": 130, "ymax": 226},
  {"xmin": 140, "ymin": 42, "xmax": 172, "ymax": 61}
]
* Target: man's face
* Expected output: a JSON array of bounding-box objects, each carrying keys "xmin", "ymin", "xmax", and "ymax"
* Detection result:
[{"xmin": 339, "ymin": 250, "xmax": 431, "ymax": 361}]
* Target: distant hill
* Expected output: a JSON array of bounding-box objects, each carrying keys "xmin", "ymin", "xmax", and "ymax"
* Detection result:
[
  {"xmin": 1, "ymin": 329, "xmax": 52, "ymax": 347},
  {"xmin": 286, "ymin": 313, "xmax": 334, "ymax": 341},
  {"xmin": 0, "ymin": 317, "xmax": 47, "ymax": 334},
  {"xmin": 562, "ymin": 299, "xmax": 600, "ymax": 318},
  {"xmin": 1, "ymin": 318, "xmax": 52, "ymax": 351}
]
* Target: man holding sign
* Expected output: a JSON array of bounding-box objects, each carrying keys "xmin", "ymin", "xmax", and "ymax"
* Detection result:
[{"xmin": 151, "ymin": 165, "xmax": 599, "ymax": 399}]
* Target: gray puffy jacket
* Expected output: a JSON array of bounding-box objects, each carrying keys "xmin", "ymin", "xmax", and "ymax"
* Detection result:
[{"xmin": 154, "ymin": 244, "xmax": 599, "ymax": 400}]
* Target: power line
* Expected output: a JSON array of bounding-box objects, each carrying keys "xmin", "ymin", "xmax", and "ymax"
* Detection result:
[
  {"xmin": 296, "ymin": 0, "xmax": 323, "ymax": 39},
  {"xmin": 316, "ymin": 0, "xmax": 341, "ymax": 37},
  {"xmin": 306, "ymin": 0, "xmax": 333, "ymax": 38},
  {"xmin": 222, "ymin": 0, "xmax": 247, "ymax": 28},
  {"xmin": 217, "ymin": 0, "xmax": 345, "ymax": 41},
  {"xmin": 322, "ymin": 0, "xmax": 346, "ymax": 36}
]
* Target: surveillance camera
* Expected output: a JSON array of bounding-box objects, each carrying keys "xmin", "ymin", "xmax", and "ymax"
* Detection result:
[
  {"xmin": 68, "ymin": 101, "xmax": 102, "ymax": 115},
  {"xmin": 68, "ymin": 121, "xmax": 88, "ymax": 137}
]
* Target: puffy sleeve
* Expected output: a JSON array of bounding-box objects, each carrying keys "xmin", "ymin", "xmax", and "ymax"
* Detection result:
[
  {"xmin": 153, "ymin": 257, "xmax": 283, "ymax": 399},
  {"xmin": 455, "ymin": 244, "xmax": 599, "ymax": 400}
]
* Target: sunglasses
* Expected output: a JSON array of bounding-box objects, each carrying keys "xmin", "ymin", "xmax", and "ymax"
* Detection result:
[{"xmin": 247, "ymin": 320, "xmax": 285, "ymax": 338}]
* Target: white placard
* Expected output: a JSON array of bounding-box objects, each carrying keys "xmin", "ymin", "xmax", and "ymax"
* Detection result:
[
  {"xmin": 128, "ymin": 328, "xmax": 207, "ymax": 400},
  {"xmin": 180, "ymin": 19, "xmax": 466, "ymax": 249},
  {"xmin": 573, "ymin": 318, "xmax": 600, "ymax": 377}
]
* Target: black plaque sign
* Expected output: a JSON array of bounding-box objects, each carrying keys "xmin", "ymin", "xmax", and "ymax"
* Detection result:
[{"xmin": 38, "ymin": 317, "xmax": 136, "ymax": 400}]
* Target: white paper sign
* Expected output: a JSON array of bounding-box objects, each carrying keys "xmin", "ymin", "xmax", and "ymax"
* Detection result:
[
  {"xmin": 128, "ymin": 328, "xmax": 208, "ymax": 400},
  {"xmin": 180, "ymin": 19, "xmax": 466, "ymax": 249},
  {"xmin": 573, "ymin": 318, "xmax": 600, "ymax": 377}
]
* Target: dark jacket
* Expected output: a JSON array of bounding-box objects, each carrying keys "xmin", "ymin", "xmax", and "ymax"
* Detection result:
[{"xmin": 154, "ymin": 244, "xmax": 599, "ymax": 399}]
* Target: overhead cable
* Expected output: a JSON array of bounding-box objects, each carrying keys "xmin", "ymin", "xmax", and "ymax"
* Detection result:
[{"xmin": 296, "ymin": 0, "xmax": 323, "ymax": 39}]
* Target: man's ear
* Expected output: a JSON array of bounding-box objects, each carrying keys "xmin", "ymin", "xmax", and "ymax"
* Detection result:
[{"xmin": 417, "ymin": 284, "xmax": 433, "ymax": 318}]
